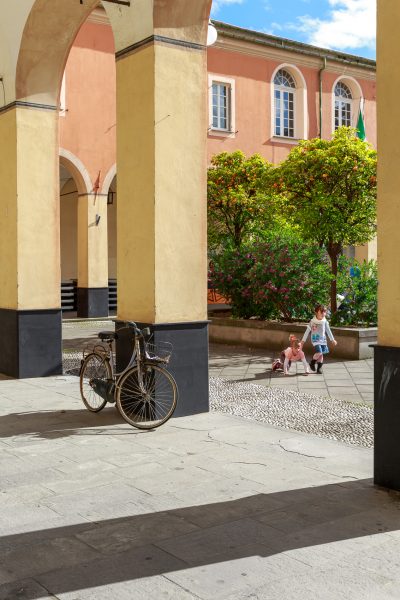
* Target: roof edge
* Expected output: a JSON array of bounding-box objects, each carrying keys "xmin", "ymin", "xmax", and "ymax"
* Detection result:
[{"xmin": 212, "ymin": 20, "xmax": 376, "ymax": 69}]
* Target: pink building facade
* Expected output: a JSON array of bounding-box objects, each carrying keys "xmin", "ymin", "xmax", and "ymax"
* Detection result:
[
  {"xmin": 206, "ymin": 22, "xmax": 376, "ymax": 164},
  {"xmin": 59, "ymin": 9, "xmax": 376, "ymax": 316}
]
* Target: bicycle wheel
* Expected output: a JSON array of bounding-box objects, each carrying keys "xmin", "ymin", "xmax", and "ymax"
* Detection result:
[
  {"xmin": 80, "ymin": 353, "xmax": 112, "ymax": 412},
  {"xmin": 116, "ymin": 364, "xmax": 177, "ymax": 429}
]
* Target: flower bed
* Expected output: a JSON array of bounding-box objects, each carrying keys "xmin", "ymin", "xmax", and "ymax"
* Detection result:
[{"xmin": 209, "ymin": 317, "xmax": 376, "ymax": 360}]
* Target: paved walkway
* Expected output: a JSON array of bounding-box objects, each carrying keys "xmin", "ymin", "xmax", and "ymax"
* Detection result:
[
  {"xmin": 1, "ymin": 374, "xmax": 399, "ymax": 600},
  {"xmin": 0, "ymin": 320, "xmax": 396, "ymax": 599},
  {"xmin": 62, "ymin": 320, "xmax": 374, "ymax": 406},
  {"xmin": 209, "ymin": 343, "xmax": 374, "ymax": 406}
]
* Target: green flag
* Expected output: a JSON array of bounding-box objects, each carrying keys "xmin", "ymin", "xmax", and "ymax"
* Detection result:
[{"xmin": 356, "ymin": 107, "xmax": 366, "ymax": 141}]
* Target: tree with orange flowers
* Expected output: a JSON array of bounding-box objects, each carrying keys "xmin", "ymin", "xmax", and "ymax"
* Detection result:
[
  {"xmin": 207, "ymin": 151, "xmax": 275, "ymax": 250},
  {"xmin": 276, "ymin": 127, "xmax": 377, "ymax": 313}
]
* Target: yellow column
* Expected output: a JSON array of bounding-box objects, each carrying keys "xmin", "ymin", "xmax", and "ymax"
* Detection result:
[
  {"xmin": 374, "ymin": 0, "xmax": 400, "ymax": 490},
  {"xmin": 0, "ymin": 104, "xmax": 61, "ymax": 377},
  {"xmin": 116, "ymin": 40, "xmax": 207, "ymax": 324},
  {"xmin": 377, "ymin": 0, "xmax": 400, "ymax": 346},
  {"xmin": 77, "ymin": 193, "xmax": 109, "ymax": 317},
  {"xmin": 0, "ymin": 106, "xmax": 60, "ymax": 310}
]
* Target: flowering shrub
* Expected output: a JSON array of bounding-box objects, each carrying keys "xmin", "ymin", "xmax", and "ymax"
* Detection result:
[
  {"xmin": 209, "ymin": 250, "xmax": 260, "ymax": 319},
  {"xmin": 332, "ymin": 257, "xmax": 377, "ymax": 326},
  {"xmin": 210, "ymin": 233, "xmax": 331, "ymax": 321}
]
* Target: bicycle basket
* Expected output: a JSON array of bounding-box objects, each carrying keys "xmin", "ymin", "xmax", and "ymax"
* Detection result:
[{"xmin": 144, "ymin": 341, "xmax": 173, "ymax": 364}]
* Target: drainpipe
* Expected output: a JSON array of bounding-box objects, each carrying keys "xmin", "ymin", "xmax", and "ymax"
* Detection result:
[{"xmin": 319, "ymin": 57, "xmax": 327, "ymax": 138}]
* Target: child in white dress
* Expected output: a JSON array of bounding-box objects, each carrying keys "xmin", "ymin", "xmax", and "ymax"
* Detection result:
[{"xmin": 301, "ymin": 304, "xmax": 337, "ymax": 374}]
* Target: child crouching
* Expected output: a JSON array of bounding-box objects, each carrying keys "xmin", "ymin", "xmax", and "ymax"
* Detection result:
[{"xmin": 272, "ymin": 334, "xmax": 310, "ymax": 375}]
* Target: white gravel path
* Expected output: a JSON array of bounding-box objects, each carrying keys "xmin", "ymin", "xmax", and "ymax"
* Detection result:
[{"xmin": 209, "ymin": 377, "xmax": 373, "ymax": 448}]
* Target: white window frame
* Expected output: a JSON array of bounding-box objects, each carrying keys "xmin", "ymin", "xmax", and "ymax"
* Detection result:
[
  {"xmin": 331, "ymin": 76, "xmax": 363, "ymax": 133},
  {"xmin": 208, "ymin": 74, "xmax": 236, "ymax": 138},
  {"xmin": 270, "ymin": 64, "xmax": 308, "ymax": 142},
  {"xmin": 334, "ymin": 81, "xmax": 352, "ymax": 129},
  {"xmin": 274, "ymin": 70, "xmax": 296, "ymax": 138}
]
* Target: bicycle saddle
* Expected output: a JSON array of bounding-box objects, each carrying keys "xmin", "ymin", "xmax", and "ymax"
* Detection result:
[{"xmin": 98, "ymin": 331, "xmax": 118, "ymax": 341}]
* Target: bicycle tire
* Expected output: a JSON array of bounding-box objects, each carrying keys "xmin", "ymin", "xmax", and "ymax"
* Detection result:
[
  {"xmin": 116, "ymin": 364, "xmax": 177, "ymax": 429},
  {"xmin": 80, "ymin": 353, "xmax": 112, "ymax": 412}
]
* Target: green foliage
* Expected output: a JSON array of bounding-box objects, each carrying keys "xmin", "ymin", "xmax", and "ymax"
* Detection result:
[
  {"xmin": 209, "ymin": 232, "xmax": 331, "ymax": 321},
  {"xmin": 275, "ymin": 127, "xmax": 377, "ymax": 312},
  {"xmin": 332, "ymin": 257, "xmax": 378, "ymax": 326},
  {"xmin": 207, "ymin": 151, "xmax": 276, "ymax": 250},
  {"xmin": 209, "ymin": 248, "xmax": 260, "ymax": 319},
  {"xmin": 276, "ymin": 127, "xmax": 377, "ymax": 246}
]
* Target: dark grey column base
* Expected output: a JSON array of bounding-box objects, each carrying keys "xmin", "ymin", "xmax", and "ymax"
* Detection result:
[
  {"xmin": 115, "ymin": 320, "xmax": 209, "ymax": 417},
  {"xmin": 374, "ymin": 345, "xmax": 400, "ymax": 491},
  {"xmin": 77, "ymin": 288, "xmax": 109, "ymax": 318},
  {"xmin": 0, "ymin": 308, "xmax": 62, "ymax": 378}
]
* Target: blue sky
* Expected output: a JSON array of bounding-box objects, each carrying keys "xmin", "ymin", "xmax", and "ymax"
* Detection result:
[{"xmin": 211, "ymin": 0, "xmax": 376, "ymax": 60}]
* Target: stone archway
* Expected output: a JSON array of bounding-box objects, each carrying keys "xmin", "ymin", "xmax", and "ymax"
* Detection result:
[{"xmin": 0, "ymin": 0, "xmax": 211, "ymax": 414}]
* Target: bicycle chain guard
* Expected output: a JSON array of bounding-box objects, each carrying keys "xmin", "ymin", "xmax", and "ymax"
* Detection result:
[{"xmin": 91, "ymin": 378, "xmax": 116, "ymax": 403}]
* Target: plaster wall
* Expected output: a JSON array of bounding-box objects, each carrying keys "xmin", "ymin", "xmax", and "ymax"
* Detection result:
[
  {"xmin": 154, "ymin": 43, "xmax": 208, "ymax": 323},
  {"xmin": 58, "ymin": 20, "xmax": 376, "ymax": 190},
  {"xmin": 15, "ymin": 0, "xmax": 98, "ymax": 105},
  {"xmin": 0, "ymin": 106, "xmax": 61, "ymax": 310},
  {"xmin": 59, "ymin": 21, "xmax": 116, "ymax": 192},
  {"xmin": 0, "ymin": 109, "xmax": 18, "ymax": 308},
  {"xmin": 77, "ymin": 193, "xmax": 109, "ymax": 289},
  {"xmin": 56, "ymin": 18, "xmax": 377, "ymax": 288},
  {"xmin": 60, "ymin": 178, "xmax": 77, "ymax": 281},
  {"xmin": 16, "ymin": 107, "xmax": 60, "ymax": 309},
  {"xmin": 103, "ymin": 0, "xmax": 210, "ymax": 53},
  {"xmin": 206, "ymin": 47, "xmax": 376, "ymax": 165},
  {"xmin": 0, "ymin": 0, "xmax": 35, "ymax": 105},
  {"xmin": 116, "ymin": 45, "xmax": 156, "ymax": 322},
  {"xmin": 377, "ymin": 0, "xmax": 400, "ymax": 345},
  {"xmin": 355, "ymin": 238, "xmax": 377, "ymax": 263},
  {"xmin": 116, "ymin": 42, "xmax": 207, "ymax": 323}
]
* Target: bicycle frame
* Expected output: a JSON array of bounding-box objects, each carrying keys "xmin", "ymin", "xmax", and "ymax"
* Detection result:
[
  {"xmin": 104, "ymin": 329, "xmax": 147, "ymax": 395},
  {"xmin": 80, "ymin": 320, "xmax": 177, "ymax": 428}
]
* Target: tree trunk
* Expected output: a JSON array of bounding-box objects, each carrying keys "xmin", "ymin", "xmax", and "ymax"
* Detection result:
[
  {"xmin": 234, "ymin": 223, "xmax": 242, "ymax": 248},
  {"xmin": 327, "ymin": 242, "xmax": 342, "ymax": 314}
]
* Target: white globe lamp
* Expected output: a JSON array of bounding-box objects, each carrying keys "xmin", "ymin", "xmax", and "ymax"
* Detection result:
[{"xmin": 207, "ymin": 20, "xmax": 218, "ymax": 46}]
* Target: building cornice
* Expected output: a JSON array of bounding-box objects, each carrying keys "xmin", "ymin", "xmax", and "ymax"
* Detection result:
[{"xmin": 213, "ymin": 21, "xmax": 376, "ymax": 81}]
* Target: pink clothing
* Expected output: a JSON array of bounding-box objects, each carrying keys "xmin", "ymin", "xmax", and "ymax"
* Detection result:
[{"xmin": 284, "ymin": 347, "xmax": 306, "ymax": 362}]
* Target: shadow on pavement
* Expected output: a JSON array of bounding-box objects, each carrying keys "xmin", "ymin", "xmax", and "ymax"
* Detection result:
[
  {"xmin": 0, "ymin": 408, "xmax": 142, "ymax": 440},
  {"xmin": 0, "ymin": 479, "xmax": 399, "ymax": 597}
]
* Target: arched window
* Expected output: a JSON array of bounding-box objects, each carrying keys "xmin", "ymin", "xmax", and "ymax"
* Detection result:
[
  {"xmin": 334, "ymin": 81, "xmax": 352, "ymax": 129},
  {"xmin": 274, "ymin": 69, "xmax": 296, "ymax": 138}
]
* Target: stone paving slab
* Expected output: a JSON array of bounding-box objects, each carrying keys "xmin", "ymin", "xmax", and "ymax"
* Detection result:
[
  {"xmin": 0, "ymin": 370, "xmax": 399, "ymax": 599},
  {"xmin": 209, "ymin": 342, "xmax": 374, "ymax": 406},
  {"xmin": 0, "ymin": 320, "xmax": 385, "ymax": 598}
]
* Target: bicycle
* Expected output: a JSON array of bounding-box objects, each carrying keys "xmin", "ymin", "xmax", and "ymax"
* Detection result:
[{"xmin": 79, "ymin": 321, "xmax": 178, "ymax": 429}]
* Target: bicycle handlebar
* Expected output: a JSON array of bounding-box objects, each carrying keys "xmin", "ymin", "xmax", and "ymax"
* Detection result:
[
  {"xmin": 116, "ymin": 321, "xmax": 151, "ymax": 339},
  {"xmin": 124, "ymin": 321, "xmax": 142, "ymax": 336}
]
